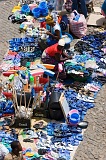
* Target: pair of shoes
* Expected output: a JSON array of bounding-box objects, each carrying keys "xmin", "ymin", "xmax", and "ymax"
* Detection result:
[
  {"xmin": 37, "ymin": 131, "xmax": 47, "ymax": 139},
  {"xmin": 77, "ymin": 93, "xmax": 94, "ymax": 102},
  {"xmin": 84, "ymin": 83, "xmax": 100, "ymax": 92}
]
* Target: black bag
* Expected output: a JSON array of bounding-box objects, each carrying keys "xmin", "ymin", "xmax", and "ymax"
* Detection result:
[{"xmin": 60, "ymin": 15, "xmax": 69, "ymax": 31}]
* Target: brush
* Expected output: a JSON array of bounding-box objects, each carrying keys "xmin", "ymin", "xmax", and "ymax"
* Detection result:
[{"xmin": 8, "ymin": 74, "xmax": 19, "ymax": 114}]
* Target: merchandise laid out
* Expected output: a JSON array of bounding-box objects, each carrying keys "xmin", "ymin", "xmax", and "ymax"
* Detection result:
[{"xmin": 0, "ymin": 0, "xmax": 106, "ymax": 160}]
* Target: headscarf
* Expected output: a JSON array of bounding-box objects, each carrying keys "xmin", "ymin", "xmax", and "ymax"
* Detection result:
[{"xmin": 45, "ymin": 14, "xmax": 54, "ymax": 24}]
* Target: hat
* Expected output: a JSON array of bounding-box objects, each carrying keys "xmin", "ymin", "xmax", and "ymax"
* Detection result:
[{"xmin": 58, "ymin": 39, "xmax": 65, "ymax": 46}]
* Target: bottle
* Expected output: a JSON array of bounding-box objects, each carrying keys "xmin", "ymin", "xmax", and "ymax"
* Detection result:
[{"xmin": 30, "ymin": 76, "xmax": 34, "ymax": 88}]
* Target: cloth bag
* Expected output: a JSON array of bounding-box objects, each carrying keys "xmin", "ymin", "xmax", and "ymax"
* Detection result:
[{"xmin": 69, "ymin": 10, "xmax": 87, "ymax": 38}]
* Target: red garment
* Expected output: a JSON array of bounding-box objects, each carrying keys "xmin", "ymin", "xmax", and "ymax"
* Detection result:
[{"xmin": 45, "ymin": 43, "xmax": 62, "ymax": 57}]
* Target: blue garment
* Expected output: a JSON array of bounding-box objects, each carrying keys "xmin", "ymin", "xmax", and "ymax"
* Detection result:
[
  {"xmin": 102, "ymin": 0, "xmax": 106, "ymax": 14},
  {"xmin": 46, "ymin": 23, "xmax": 62, "ymax": 46},
  {"xmin": 72, "ymin": 0, "xmax": 87, "ymax": 18}
]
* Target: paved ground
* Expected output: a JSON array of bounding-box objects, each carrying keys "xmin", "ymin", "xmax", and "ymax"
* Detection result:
[
  {"xmin": 0, "ymin": 0, "xmax": 20, "ymax": 62},
  {"xmin": 0, "ymin": 0, "xmax": 106, "ymax": 160}
]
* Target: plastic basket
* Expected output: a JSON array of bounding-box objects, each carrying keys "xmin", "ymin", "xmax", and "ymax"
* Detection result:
[{"xmin": 62, "ymin": 32, "xmax": 73, "ymax": 44}]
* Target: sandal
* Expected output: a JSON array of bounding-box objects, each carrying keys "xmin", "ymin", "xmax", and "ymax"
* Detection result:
[
  {"xmin": 77, "ymin": 121, "xmax": 88, "ymax": 129},
  {"xmin": 33, "ymin": 120, "xmax": 47, "ymax": 129},
  {"xmin": 23, "ymin": 138, "xmax": 34, "ymax": 143}
]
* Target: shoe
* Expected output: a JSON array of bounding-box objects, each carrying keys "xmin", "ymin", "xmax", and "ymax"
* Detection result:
[
  {"xmin": 77, "ymin": 93, "xmax": 94, "ymax": 103},
  {"xmin": 23, "ymin": 138, "xmax": 34, "ymax": 143},
  {"xmin": 77, "ymin": 121, "xmax": 88, "ymax": 129}
]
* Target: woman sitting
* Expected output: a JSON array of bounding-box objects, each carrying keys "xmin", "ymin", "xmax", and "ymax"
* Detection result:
[
  {"xmin": 45, "ymin": 14, "xmax": 62, "ymax": 46},
  {"xmin": 41, "ymin": 39, "xmax": 72, "ymax": 65},
  {"xmin": 101, "ymin": 0, "xmax": 106, "ymax": 18}
]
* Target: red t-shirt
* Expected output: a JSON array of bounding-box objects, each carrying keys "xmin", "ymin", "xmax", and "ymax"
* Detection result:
[{"xmin": 45, "ymin": 43, "xmax": 62, "ymax": 57}]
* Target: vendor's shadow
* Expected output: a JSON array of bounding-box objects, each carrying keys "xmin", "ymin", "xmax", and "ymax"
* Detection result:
[{"xmin": 96, "ymin": 17, "xmax": 106, "ymax": 26}]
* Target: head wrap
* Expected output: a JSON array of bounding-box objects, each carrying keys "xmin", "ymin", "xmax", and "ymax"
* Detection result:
[{"xmin": 45, "ymin": 14, "xmax": 54, "ymax": 24}]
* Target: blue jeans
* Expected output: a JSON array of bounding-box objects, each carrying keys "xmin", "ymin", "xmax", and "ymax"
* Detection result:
[{"xmin": 72, "ymin": 0, "xmax": 87, "ymax": 18}]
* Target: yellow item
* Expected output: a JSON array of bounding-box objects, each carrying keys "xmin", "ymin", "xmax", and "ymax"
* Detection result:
[
  {"xmin": 14, "ymin": 73, "xmax": 18, "ymax": 77},
  {"xmin": 23, "ymin": 25, "xmax": 27, "ymax": 30},
  {"xmin": 25, "ymin": 152, "xmax": 34, "ymax": 157},
  {"xmin": 12, "ymin": 5, "xmax": 21, "ymax": 13},
  {"xmin": 80, "ymin": 63, "xmax": 84, "ymax": 66},
  {"xmin": 45, "ymin": 14, "xmax": 54, "ymax": 24}
]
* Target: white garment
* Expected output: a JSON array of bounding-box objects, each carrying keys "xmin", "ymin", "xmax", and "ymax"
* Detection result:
[
  {"xmin": 0, "ymin": 144, "xmax": 9, "ymax": 160},
  {"xmin": 53, "ymin": 23, "xmax": 61, "ymax": 32}
]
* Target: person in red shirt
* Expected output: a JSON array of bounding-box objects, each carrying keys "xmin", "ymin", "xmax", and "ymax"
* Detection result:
[{"xmin": 41, "ymin": 39, "xmax": 72, "ymax": 65}]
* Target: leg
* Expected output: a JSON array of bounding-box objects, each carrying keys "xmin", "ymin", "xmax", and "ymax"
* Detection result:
[
  {"xmin": 72, "ymin": 0, "xmax": 78, "ymax": 11},
  {"xmin": 79, "ymin": 0, "xmax": 87, "ymax": 18}
]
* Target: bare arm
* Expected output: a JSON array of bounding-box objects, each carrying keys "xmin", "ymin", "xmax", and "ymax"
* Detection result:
[
  {"xmin": 55, "ymin": 53, "xmax": 69, "ymax": 62},
  {"xmin": 46, "ymin": 30, "xmax": 60, "ymax": 40},
  {"xmin": 62, "ymin": 50, "xmax": 72, "ymax": 59}
]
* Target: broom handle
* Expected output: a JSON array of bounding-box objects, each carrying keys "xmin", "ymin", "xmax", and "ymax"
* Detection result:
[
  {"xmin": 11, "ymin": 83, "xmax": 18, "ymax": 114},
  {"xmin": 26, "ymin": 95, "xmax": 31, "ymax": 115},
  {"xmin": 18, "ymin": 89, "xmax": 23, "ymax": 118},
  {"xmin": 56, "ymin": 71, "xmax": 59, "ymax": 81},
  {"xmin": 36, "ymin": 76, "xmax": 40, "ymax": 108},
  {"xmin": 30, "ymin": 93, "xmax": 39, "ymax": 117},
  {"xmin": 24, "ymin": 90, "xmax": 27, "ymax": 116},
  {"xmin": 14, "ymin": 89, "xmax": 20, "ymax": 117}
]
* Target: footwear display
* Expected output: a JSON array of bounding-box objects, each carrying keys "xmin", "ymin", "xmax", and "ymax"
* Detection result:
[{"xmin": 0, "ymin": 0, "xmax": 106, "ymax": 159}]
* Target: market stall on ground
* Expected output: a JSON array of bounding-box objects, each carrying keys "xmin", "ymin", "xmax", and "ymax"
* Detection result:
[{"xmin": 0, "ymin": 0, "xmax": 106, "ymax": 160}]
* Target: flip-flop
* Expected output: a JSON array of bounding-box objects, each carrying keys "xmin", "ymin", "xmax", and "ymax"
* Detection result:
[
  {"xmin": 33, "ymin": 121, "xmax": 47, "ymax": 129},
  {"xmin": 23, "ymin": 139, "xmax": 34, "ymax": 143}
]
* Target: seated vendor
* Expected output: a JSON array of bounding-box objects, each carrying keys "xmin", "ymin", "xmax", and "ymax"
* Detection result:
[
  {"xmin": 4, "ymin": 141, "xmax": 23, "ymax": 160},
  {"xmin": 45, "ymin": 14, "xmax": 62, "ymax": 46},
  {"xmin": 41, "ymin": 39, "xmax": 72, "ymax": 65}
]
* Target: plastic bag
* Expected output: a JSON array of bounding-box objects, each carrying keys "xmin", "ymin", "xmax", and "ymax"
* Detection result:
[{"xmin": 69, "ymin": 10, "xmax": 87, "ymax": 38}]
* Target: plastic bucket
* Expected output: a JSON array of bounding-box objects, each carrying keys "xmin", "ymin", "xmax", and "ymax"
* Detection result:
[
  {"xmin": 39, "ymin": 1, "xmax": 48, "ymax": 16},
  {"xmin": 69, "ymin": 109, "xmax": 78, "ymax": 114},
  {"xmin": 21, "ymin": 4, "xmax": 30, "ymax": 14},
  {"xmin": 62, "ymin": 33, "xmax": 73, "ymax": 49},
  {"xmin": 70, "ymin": 113, "xmax": 80, "ymax": 124},
  {"xmin": 41, "ymin": 10, "xmax": 48, "ymax": 17},
  {"xmin": 29, "ymin": 4, "xmax": 37, "ymax": 11},
  {"xmin": 32, "ymin": 7, "xmax": 41, "ymax": 18},
  {"xmin": 39, "ymin": 1, "xmax": 48, "ymax": 10},
  {"xmin": 68, "ymin": 109, "xmax": 80, "ymax": 125}
]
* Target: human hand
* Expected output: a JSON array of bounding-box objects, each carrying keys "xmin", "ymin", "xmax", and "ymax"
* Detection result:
[
  {"xmin": 46, "ymin": 31, "xmax": 51, "ymax": 35},
  {"xmin": 69, "ymin": 56, "xmax": 72, "ymax": 59}
]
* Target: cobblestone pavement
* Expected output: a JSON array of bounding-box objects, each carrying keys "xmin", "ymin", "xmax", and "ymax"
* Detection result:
[
  {"xmin": 0, "ymin": 0, "xmax": 20, "ymax": 62},
  {"xmin": 0, "ymin": 0, "xmax": 106, "ymax": 160}
]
